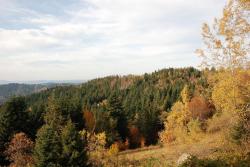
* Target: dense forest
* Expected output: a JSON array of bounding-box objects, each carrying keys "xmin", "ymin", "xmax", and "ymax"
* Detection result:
[
  {"xmin": 0, "ymin": 0, "xmax": 249, "ymax": 166},
  {"xmin": 0, "ymin": 67, "xmax": 207, "ymax": 165}
]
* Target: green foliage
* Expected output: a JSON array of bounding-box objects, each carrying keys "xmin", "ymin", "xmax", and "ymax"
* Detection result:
[
  {"xmin": 34, "ymin": 98, "xmax": 89, "ymax": 167},
  {"xmin": 27, "ymin": 102, "xmax": 46, "ymax": 139},
  {"xmin": 33, "ymin": 124, "xmax": 62, "ymax": 167},
  {"xmin": 107, "ymin": 93, "xmax": 128, "ymax": 142},
  {"xmin": 137, "ymin": 103, "xmax": 161, "ymax": 145},
  {"xmin": 24, "ymin": 67, "xmax": 204, "ymax": 148},
  {"xmin": 44, "ymin": 97, "xmax": 64, "ymax": 129},
  {"xmin": 0, "ymin": 67, "xmax": 205, "ymax": 165},
  {"xmin": 43, "ymin": 95, "xmax": 84, "ymax": 129},
  {"xmin": 61, "ymin": 120, "xmax": 88, "ymax": 167},
  {"xmin": 55, "ymin": 96, "xmax": 84, "ymax": 130}
]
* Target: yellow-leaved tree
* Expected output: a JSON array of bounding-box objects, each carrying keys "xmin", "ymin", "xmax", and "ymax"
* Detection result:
[
  {"xmin": 196, "ymin": 0, "xmax": 249, "ymax": 71},
  {"xmin": 196, "ymin": 0, "xmax": 250, "ymax": 147},
  {"xmin": 160, "ymin": 86, "xmax": 197, "ymax": 144}
]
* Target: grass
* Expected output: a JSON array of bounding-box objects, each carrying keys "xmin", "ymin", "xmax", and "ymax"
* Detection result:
[{"xmin": 117, "ymin": 132, "xmax": 228, "ymax": 167}]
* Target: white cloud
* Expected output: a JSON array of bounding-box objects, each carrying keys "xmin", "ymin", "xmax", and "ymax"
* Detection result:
[{"xmin": 0, "ymin": 0, "xmax": 227, "ymax": 80}]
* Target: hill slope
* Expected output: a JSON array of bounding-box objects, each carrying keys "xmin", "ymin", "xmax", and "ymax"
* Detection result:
[{"xmin": 24, "ymin": 67, "xmax": 207, "ymax": 145}]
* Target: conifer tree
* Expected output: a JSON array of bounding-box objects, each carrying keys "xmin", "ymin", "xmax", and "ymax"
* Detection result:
[
  {"xmin": 33, "ymin": 124, "xmax": 62, "ymax": 167},
  {"xmin": 34, "ymin": 96, "xmax": 89, "ymax": 166},
  {"xmin": 137, "ymin": 103, "xmax": 161, "ymax": 145},
  {"xmin": 33, "ymin": 97, "xmax": 64, "ymax": 167},
  {"xmin": 44, "ymin": 97, "xmax": 64, "ymax": 129},
  {"xmin": 61, "ymin": 120, "xmax": 88, "ymax": 167},
  {"xmin": 107, "ymin": 93, "xmax": 128, "ymax": 141}
]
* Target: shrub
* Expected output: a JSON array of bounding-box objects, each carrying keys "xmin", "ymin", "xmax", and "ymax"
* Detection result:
[
  {"xmin": 187, "ymin": 119, "xmax": 204, "ymax": 142},
  {"xmin": 116, "ymin": 139, "xmax": 129, "ymax": 151},
  {"xmin": 206, "ymin": 112, "xmax": 233, "ymax": 134},
  {"xmin": 178, "ymin": 155, "xmax": 227, "ymax": 167},
  {"xmin": 106, "ymin": 143, "xmax": 119, "ymax": 167},
  {"xmin": 108, "ymin": 143, "xmax": 119, "ymax": 156}
]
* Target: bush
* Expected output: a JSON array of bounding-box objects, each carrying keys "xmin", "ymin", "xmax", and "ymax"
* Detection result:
[
  {"xmin": 178, "ymin": 155, "xmax": 227, "ymax": 167},
  {"xmin": 206, "ymin": 112, "xmax": 232, "ymax": 133}
]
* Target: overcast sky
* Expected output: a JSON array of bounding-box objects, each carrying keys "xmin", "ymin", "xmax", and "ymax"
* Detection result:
[{"xmin": 0, "ymin": 0, "xmax": 227, "ymax": 81}]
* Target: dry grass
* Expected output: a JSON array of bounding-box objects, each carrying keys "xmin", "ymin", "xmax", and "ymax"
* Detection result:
[{"xmin": 117, "ymin": 132, "xmax": 227, "ymax": 167}]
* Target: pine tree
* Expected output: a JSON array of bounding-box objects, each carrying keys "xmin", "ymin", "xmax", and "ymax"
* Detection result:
[
  {"xmin": 61, "ymin": 120, "xmax": 88, "ymax": 167},
  {"xmin": 45, "ymin": 96, "xmax": 84, "ymax": 130},
  {"xmin": 44, "ymin": 97, "xmax": 64, "ymax": 129},
  {"xmin": 33, "ymin": 124, "xmax": 62, "ymax": 167},
  {"xmin": 34, "ymin": 97, "xmax": 89, "ymax": 167},
  {"xmin": 33, "ymin": 97, "xmax": 63, "ymax": 167},
  {"xmin": 107, "ymin": 93, "xmax": 128, "ymax": 141},
  {"xmin": 137, "ymin": 103, "xmax": 161, "ymax": 145}
]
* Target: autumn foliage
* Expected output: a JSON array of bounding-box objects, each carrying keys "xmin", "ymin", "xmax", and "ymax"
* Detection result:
[
  {"xmin": 188, "ymin": 96, "xmax": 214, "ymax": 121},
  {"xmin": 128, "ymin": 126, "xmax": 142, "ymax": 149},
  {"xmin": 5, "ymin": 132, "xmax": 34, "ymax": 167},
  {"xmin": 83, "ymin": 110, "xmax": 96, "ymax": 132}
]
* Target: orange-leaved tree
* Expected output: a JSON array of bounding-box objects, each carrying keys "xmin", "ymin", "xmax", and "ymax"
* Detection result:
[{"xmin": 5, "ymin": 132, "xmax": 34, "ymax": 167}]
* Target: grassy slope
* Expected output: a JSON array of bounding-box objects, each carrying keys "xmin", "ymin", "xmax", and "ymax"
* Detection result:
[{"xmin": 118, "ymin": 133, "xmax": 225, "ymax": 167}]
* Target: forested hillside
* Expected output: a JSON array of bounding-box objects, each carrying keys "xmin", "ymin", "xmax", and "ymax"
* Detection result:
[
  {"xmin": 0, "ymin": 67, "xmax": 206, "ymax": 166},
  {"xmin": 25, "ymin": 67, "xmax": 204, "ymax": 143}
]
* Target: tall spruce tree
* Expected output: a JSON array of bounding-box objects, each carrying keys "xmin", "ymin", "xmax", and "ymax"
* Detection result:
[
  {"xmin": 34, "ymin": 97, "xmax": 89, "ymax": 166},
  {"xmin": 107, "ymin": 93, "xmax": 128, "ymax": 141},
  {"xmin": 44, "ymin": 97, "xmax": 64, "ymax": 129},
  {"xmin": 137, "ymin": 102, "xmax": 161, "ymax": 145},
  {"xmin": 33, "ymin": 97, "xmax": 64, "ymax": 167},
  {"xmin": 33, "ymin": 124, "xmax": 62, "ymax": 167}
]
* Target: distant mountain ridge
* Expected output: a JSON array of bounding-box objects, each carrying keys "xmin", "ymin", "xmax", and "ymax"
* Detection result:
[
  {"xmin": 0, "ymin": 81, "xmax": 85, "ymax": 105},
  {"xmin": 0, "ymin": 80, "xmax": 86, "ymax": 85},
  {"xmin": 0, "ymin": 80, "xmax": 11, "ymax": 85}
]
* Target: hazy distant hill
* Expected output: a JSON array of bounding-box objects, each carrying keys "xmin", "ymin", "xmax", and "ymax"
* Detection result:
[
  {"xmin": 0, "ymin": 80, "xmax": 10, "ymax": 85},
  {"xmin": 0, "ymin": 80, "xmax": 85, "ymax": 85},
  {"xmin": 0, "ymin": 82, "xmax": 84, "ymax": 105}
]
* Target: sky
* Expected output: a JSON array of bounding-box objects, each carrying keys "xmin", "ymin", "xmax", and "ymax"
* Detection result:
[{"xmin": 0, "ymin": 0, "xmax": 227, "ymax": 81}]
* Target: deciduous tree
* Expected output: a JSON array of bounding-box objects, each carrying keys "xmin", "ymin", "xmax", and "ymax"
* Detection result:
[{"xmin": 5, "ymin": 132, "xmax": 34, "ymax": 167}]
